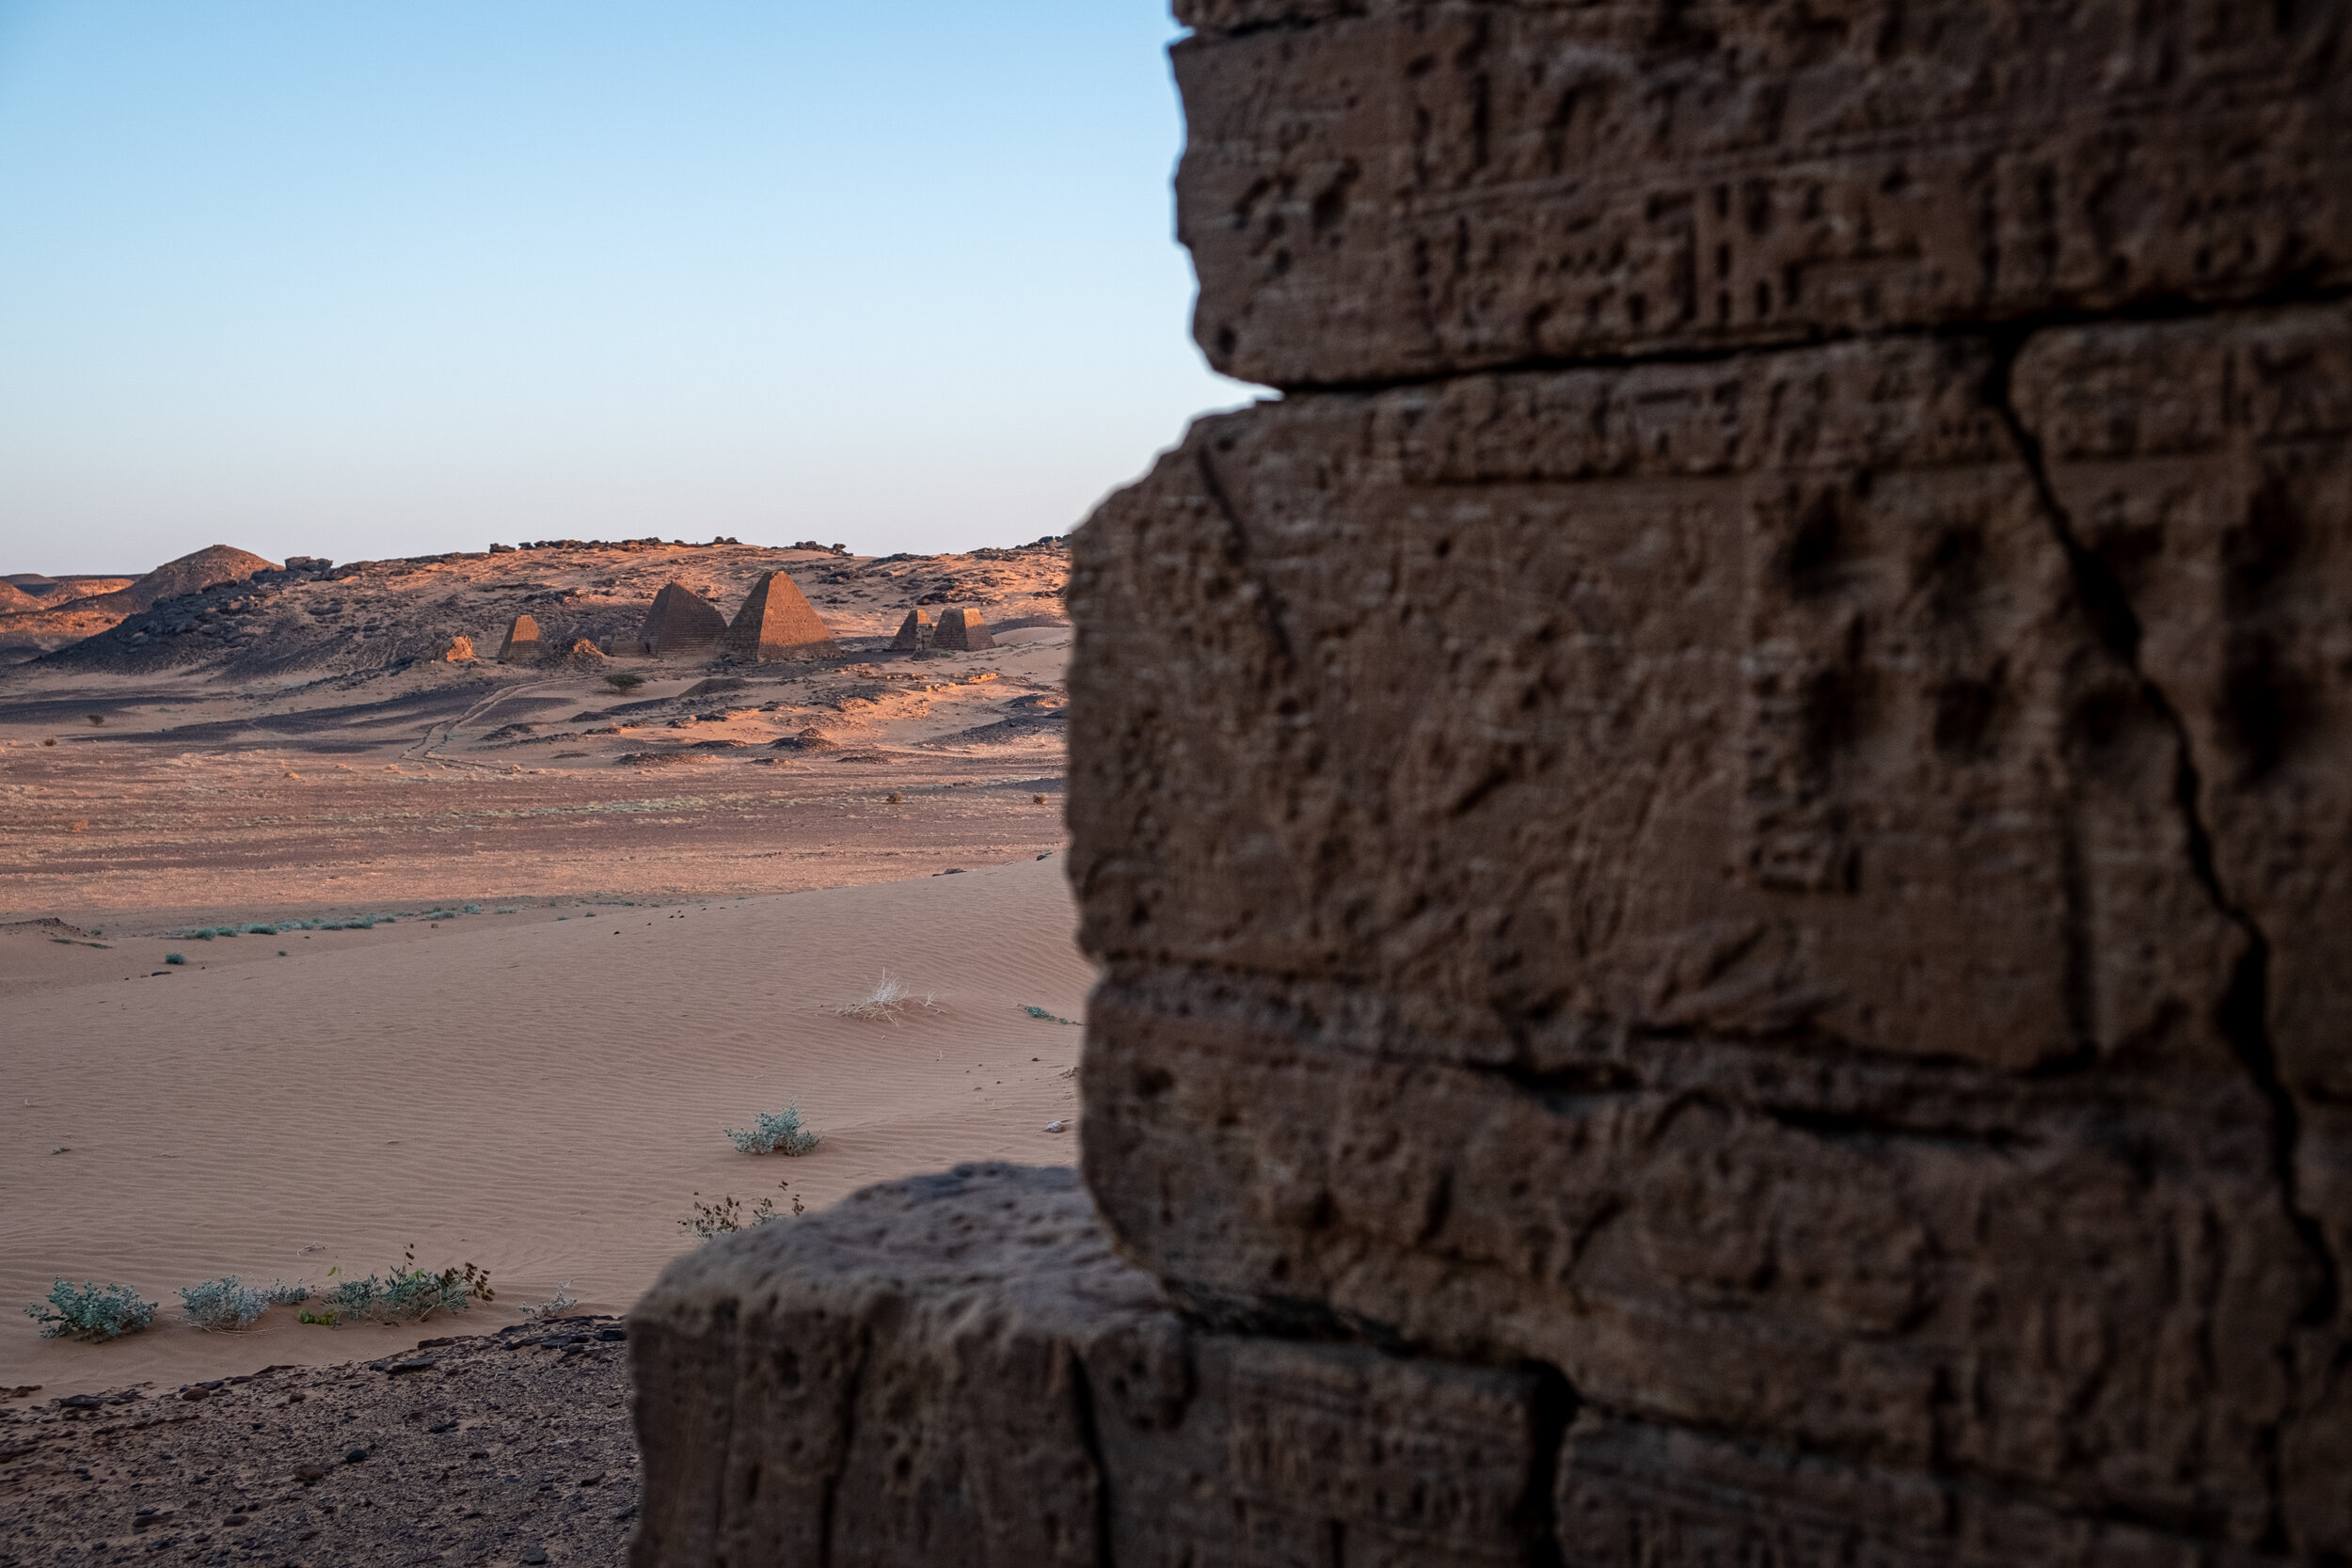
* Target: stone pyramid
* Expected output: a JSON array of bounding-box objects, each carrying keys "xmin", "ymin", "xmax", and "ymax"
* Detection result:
[
  {"xmin": 932, "ymin": 607, "xmax": 994, "ymax": 651},
  {"xmin": 723, "ymin": 571, "xmax": 836, "ymax": 660},
  {"xmin": 891, "ymin": 609, "xmax": 933, "ymax": 650},
  {"xmin": 638, "ymin": 582, "xmax": 729, "ymax": 657},
  {"xmin": 497, "ymin": 613, "xmax": 542, "ymax": 663}
]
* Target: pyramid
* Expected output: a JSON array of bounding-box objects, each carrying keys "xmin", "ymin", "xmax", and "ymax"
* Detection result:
[
  {"xmin": 497, "ymin": 613, "xmax": 543, "ymax": 663},
  {"xmin": 723, "ymin": 571, "xmax": 836, "ymax": 659},
  {"xmin": 932, "ymin": 607, "xmax": 994, "ymax": 651},
  {"xmin": 891, "ymin": 609, "xmax": 933, "ymax": 650},
  {"xmin": 639, "ymin": 582, "xmax": 729, "ymax": 657}
]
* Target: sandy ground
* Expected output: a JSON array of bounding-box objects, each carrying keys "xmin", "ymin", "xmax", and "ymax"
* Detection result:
[
  {"xmin": 1, "ymin": 853, "xmax": 1091, "ymax": 1398},
  {"xmin": 0, "ymin": 626, "xmax": 1073, "ymax": 923},
  {"xmin": 0, "ymin": 547, "xmax": 1090, "ymax": 1410}
]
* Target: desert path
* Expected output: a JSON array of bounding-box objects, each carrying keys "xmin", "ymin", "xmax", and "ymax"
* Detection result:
[{"xmin": 0, "ymin": 854, "xmax": 1091, "ymax": 1394}]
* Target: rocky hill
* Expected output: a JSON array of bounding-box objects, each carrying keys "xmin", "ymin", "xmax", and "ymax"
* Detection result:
[
  {"xmin": 4, "ymin": 538, "xmax": 1067, "ymax": 679},
  {"xmin": 0, "ymin": 547, "xmax": 278, "ymax": 659}
]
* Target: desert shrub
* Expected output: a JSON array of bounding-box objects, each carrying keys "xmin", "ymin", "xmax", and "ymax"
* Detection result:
[
  {"xmin": 26, "ymin": 1279, "xmax": 157, "ymax": 1342},
  {"xmin": 828, "ymin": 972, "xmax": 939, "ymax": 1024},
  {"xmin": 305, "ymin": 1250, "xmax": 493, "ymax": 1326},
  {"xmin": 180, "ymin": 1276, "xmax": 309, "ymax": 1331},
  {"xmin": 725, "ymin": 1104, "xmax": 821, "ymax": 1156},
  {"xmin": 518, "ymin": 1283, "xmax": 580, "ymax": 1321},
  {"xmin": 165, "ymin": 952, "xmax": 185, "ymax": 965},
  {"xmin": 605, "ymin": 672, "xmax": 646, "ymax": 691},
  {"xmin": 678, "ymin": 1182, "xmax": 803, "ymax": 1242},
  {"xmin": 1023, "ymin": 1006, "xmax": 1081, "ymax": 1026}
]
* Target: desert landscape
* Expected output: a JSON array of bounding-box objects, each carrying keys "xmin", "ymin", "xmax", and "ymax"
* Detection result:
[{"xmin": 0, "ymin": 538, "xmax": 1090, "ymax": 1405}]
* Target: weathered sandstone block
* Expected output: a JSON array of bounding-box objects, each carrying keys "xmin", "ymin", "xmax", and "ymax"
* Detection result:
[
  {"xmin": 1066, "ymin": 323, "xmax": 2348, "ymax": 1549},
  {"xmin": 1172, "ymin": 0, "xmax": 2352, "ymax": 386},
  {"xmin": 628, "ymin": 1164, "xmax": 1557, "ymax": 1568}
]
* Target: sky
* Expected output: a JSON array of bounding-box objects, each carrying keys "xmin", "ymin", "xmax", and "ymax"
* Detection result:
[{"xmin": 0, "ymin": 2, "xmax": 1255, "ymax": 575}]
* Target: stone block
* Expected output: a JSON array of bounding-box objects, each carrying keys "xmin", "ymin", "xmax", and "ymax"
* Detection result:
[
  {"xmin": 1171, "ymin": 0, "xmax": 2352, "ymax": 386},
  {"xmin": 628, "ymin": 1164, "xmax": 1558, "ymax": 1568},
  {"xmin": 1066, "ymin": 330, "xmax": 2345, "ymax": 1547}
]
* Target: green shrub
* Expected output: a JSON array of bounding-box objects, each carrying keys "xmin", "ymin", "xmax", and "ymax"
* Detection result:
[
  {"xmin": 304, "ymin": 1250, "xmax": 493, "ymax": 1326},
  {"xmin": 724, "ymin": 1104, "xmax": 820, "ymax": 1155},
  {"xmin": 26, "ymin": 1279, "xmax": 157, "ymax": 1341},
  {"xmin": 605, "ymin": 672, "xmax": 646, "ymax": 691},
  {"xmin": 164, "ymin": 952, "xmax": 185, "ymax": 965},
  {"xmin": 180, "ymin": 1276, "xmax": 309, "ymax": 1331}
]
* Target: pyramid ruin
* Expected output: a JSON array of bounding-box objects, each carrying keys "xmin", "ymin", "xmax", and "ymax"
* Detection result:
[
  {"xmin": 637, "ymin": 582, "xmax": 728, "ymax": 658},
  {"xmin": 720, "ymin": 570, "xmax": 835, "ymax": 660},
  {"xmin": 890, "ymin": 608, "xmax": 932, "ymax": 650},
  {"xmin": 496, "ymin": 613, "xmax": 541, "ymax": 663},
  {"xmin": 930, "ymin": 606, "xmax": 993, "ymax": 651}
]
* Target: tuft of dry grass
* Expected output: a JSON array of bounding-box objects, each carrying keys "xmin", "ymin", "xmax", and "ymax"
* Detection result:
[{"xmin": 828, "ymin": 971, "xmax": 940, "ymax": 1025}]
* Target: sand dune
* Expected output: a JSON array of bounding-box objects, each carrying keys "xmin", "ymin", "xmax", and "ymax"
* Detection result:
[{"xmin": 0, "ymin": 854, "xmax": 1090, "ymax": 1395}]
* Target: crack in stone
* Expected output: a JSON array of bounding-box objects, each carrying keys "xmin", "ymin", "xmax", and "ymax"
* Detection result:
[
  {"xmin": 816, "ymin": 1332, "xmax": 870, "ymax": 1568},
  {"xmin": 1984, "ymin": 322, "xmax": 2343, "ymax": 1549},
  {"xmin": 1067, "ymin": 1351, "xmax": 1120, "ymax": 1568}
]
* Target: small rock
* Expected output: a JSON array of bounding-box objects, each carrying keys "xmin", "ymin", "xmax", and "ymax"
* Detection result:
[
  {"xmin": 343, "ymin": 1447, "xmax": 369, "ymax": 1465},
  {"xmin": 521, "ymin": 1548, "xmax": 549, "ymax": 1564},
  {"xmin": 1044, "ymin": 1120, "xmax": 1067, "ymax": 1133}
]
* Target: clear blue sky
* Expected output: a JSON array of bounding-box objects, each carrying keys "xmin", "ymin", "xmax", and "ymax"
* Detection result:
[{"xmin": 0, "ymin": 2, "xmax": 1251, "ymax": 574}]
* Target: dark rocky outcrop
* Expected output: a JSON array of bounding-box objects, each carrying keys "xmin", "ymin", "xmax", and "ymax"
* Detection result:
[{"xmin": 631, "ymin": 4, "xmax": 2350, "ymax": 1564}]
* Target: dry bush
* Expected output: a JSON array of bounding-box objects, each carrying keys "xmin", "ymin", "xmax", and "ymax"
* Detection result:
[{"xmin": 828, "ymin": 972, "xmax": 940, "ymax": 1025}]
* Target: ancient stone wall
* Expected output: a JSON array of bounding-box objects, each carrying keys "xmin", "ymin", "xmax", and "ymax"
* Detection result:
[{"xmin": 632, "ymin": 3, "xmax": 2349, "ymax": 1562}]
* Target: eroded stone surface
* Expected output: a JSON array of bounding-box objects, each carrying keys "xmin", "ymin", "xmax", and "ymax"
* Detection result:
[
  {"xmin": 628, "ymin": 1164, "xmax": 1558, "ymax": 1568},
  {"xmin": 1173, "ymin": 0, "xmax": 2352, "ymax": 387},
  {"xmin": 1065, "ymin": 327, "xmax": 2348, "ymax": 1550}
]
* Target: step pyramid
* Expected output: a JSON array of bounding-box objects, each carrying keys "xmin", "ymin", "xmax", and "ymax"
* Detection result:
[
  {"xmin": 723, "ymin": 571, "xmax": 836, "ymax": 659},
  {"xmin": 639, "ymin": 582, "xmax": 729, "ymax": 657},
  {"xmin": 891, "ymin": 609, "xmax": 933, "ymax": 650},
  {"xmin": 932, "ymin": 607, "xmax": 994, "ymax": 651},
  {"xmin": 497, "ymin": 613, "xmax": 542, "ymax": 663}
]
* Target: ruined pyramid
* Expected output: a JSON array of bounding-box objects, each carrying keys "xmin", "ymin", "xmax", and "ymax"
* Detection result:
[
  {"xmin": 891, "ymin": 608, "xmax": 933, "ymax": 650},
  {"xmin": 933, "ymin": 606, "xmax": 993, "ymax": 651},
  {"xmin": 497, "ymin": 613, "xmax": 542, "ymax": 663},
  {"xmin": 723, "ymin": 571, "xmax": 836, "ymax": 660},
  {"xmin": 638, "ymin": 582, "xmax": 729, "ymax": 657}
]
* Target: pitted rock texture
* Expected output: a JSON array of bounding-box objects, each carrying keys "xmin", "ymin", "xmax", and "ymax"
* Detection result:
[
  {"xmin": 1173, "ymin": 0, "xmax": 2352, "ymax": 387},
  {"xmin": 1066, "ymin": 309, "xmax": 2351, "ymax": 1557},
  {"xmin": 627, "ymin": 1164, "xmax": 1564, "ymax": 1568}
]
